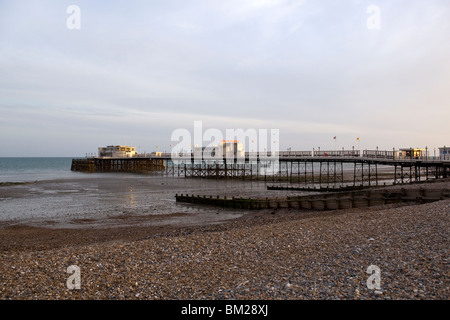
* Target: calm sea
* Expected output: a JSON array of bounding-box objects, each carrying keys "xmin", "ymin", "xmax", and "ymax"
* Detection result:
[{"xmin": 0, "ymin": 157, "xmax": 80, "ymax": 182}]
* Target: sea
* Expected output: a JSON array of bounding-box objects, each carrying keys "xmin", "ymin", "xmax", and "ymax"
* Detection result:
[
  {"xmin": 0, "ymin": 157, "xmax": 79, "ymax": 183},
  {"xmin": 0, "ymin": 157, "xmax": 287, "ymax": 228}
]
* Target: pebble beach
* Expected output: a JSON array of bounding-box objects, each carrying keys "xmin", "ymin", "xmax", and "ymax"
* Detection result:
[{"xmin": 0, "ymin": 180, "xmax": 449, "ymax": 300}]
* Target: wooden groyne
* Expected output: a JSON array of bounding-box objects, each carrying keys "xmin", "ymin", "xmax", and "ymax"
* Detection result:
[{"xmin": 175, "ymin": 188, "xmax": 450, "ymax": 211}]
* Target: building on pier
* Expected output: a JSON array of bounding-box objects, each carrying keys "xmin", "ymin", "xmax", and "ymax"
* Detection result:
[
  {"xmin": 98, "ymin": 145, "xmax": 137, "ymax": 158},
  {"xmin": 193, "ymin": 140, "xmax": 245, "ymax": 160},
  {"xmin": 396, "ymin": 148, "xmax": 425, "ymax": 160},
  {"xmin": 221, "ymin": 140, "xmax": 244, "ymax": 159},
  {"xmin": 439, "ymin": 146, "xmax": 449, "ymax": 160}
]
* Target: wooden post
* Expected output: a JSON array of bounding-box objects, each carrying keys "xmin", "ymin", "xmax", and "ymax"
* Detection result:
[
  {"xmin": 410, "ymin": 165, "xmax": 413, "ymax": 184},
  {"xmin": 375, "ymin": 163, "xmax": 378, "ymax": 186},
  {"xmin": 319, "ymin": 162, "xmax": 322, "ymax": 188},
  {"xmin": 361, "ymin": 163, "xmax": 364, "ymax": 186},
  {"xmin": 289, "ymin": 161, "xmax": 292, "ymax": 183},
  {"xmin": 304, "ymin": 161, "xmax": 307, "ymax": 186},
  {"xmin": 394, "ymin": 165, "xmax": 397, "ymax": 185},
  {"xmin": 333, "ymin": 161, "xmax": 337, "ymax": 188},
  {"xmin": 401, "ymin": 166, "xmax": 404, "ymax": 184},
  {"xmin": 327, "ymin": 162, "xmax": 330, "ymax": 188}
]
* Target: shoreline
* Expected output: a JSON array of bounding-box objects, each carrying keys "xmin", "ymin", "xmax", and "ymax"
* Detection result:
[
  {"xmin": 1, "ymin": 178, "xmax": 448, "ymax": 250},
  {"xmin": 0, "ymin": 200, "xmax": 448, "ymax": 300},
  {"xmin": 0, "ymin": 179, "xmax": 448, "ymax": 300}
]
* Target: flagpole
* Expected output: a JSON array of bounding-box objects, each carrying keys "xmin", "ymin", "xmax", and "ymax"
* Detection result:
[
  {"xmin": 357, "ymin": 138, "xmax": 360, "ymax": 156},
  {"xmin": 334, "ymin": 136, "xmax": 337, "ymax": 154}
]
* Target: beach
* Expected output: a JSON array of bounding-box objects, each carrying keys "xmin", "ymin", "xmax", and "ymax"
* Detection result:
[{"xmin": 0, "ymin": 177, "xmax": 448, "ymax": 300}]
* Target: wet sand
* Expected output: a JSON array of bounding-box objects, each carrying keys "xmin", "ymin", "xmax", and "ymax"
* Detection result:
[
  {"xmin": 0, "ymin": 175, "xmax": 290, "ymax": 229},
  {"xmin": 0, "ymin": 174, "xmax": 315, "ymax": 249},
  {"xmin": 0, "ymin": 177, "xmax": 448, "ymax": 300}
]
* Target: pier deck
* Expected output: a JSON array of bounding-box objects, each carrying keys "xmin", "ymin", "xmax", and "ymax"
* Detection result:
[{"xmin": 71, "ymin": 151, "xmax": 449, "ymax": 188}]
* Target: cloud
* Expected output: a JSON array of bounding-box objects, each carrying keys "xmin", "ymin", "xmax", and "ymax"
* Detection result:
[{"xmin": 0, "ymin": 0, "xmax": 449, "ymax": 156}]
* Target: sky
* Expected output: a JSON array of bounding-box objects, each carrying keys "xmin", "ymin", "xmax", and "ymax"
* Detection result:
[{"xmin": 0, "ymin": 0, "xmax": 449, "ymax": 157}]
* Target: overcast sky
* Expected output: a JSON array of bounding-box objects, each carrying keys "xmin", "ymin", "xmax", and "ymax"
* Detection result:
[{"xmin": 0, "ymin": 0, "xmax": 449, "ymax": 156}]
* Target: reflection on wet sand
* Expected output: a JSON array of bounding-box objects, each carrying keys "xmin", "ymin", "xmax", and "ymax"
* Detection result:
[{"xmin": 0, "ymin": 175, "xmax": 304, "ymax": 229}]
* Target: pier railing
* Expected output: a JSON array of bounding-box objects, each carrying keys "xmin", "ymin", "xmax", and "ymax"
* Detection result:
[
  {"xmin": 72, "ymin": 148, "xmax": 449, "ymax": 186},
  {"xmin": 129, "ymin": 149, "xmax": 450, "ymax": 161}
]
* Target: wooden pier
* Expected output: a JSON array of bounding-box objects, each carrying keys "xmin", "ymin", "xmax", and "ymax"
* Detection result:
[
  {"xmin": 71, "ymin": 150, "xmax": 450, "ymax": 187},
  {"xmin": 71, "ymin": 157, "xmax": 165, "ymax": 173},
  {"xmin": 175, "ymin": 188, "xmax": 450, "ymax": 211}
]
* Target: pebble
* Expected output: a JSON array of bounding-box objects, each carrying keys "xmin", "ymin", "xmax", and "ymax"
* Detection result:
[
  {"xmin": 374, "ymin": 290, "xmax": 383, "ymax": 296},
  {"xmin": 0, "ymin": 184, "xmax": 449, "ymax": 300}
]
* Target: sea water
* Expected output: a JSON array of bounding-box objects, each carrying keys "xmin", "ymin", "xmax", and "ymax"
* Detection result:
[
  {"xmin": 0, "ymin": 157, "xmax": 287, "ymax": 227},
  {"xmin": 0, "ymin": 157, "xmax": 81, "ymax": 182}
]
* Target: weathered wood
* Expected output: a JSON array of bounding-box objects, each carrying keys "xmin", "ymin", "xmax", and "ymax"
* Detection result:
[
  {"xmin": 175, "ymin": 188, "xmax": 449, "ymax": 211},
  {"xmin": 71, "ymin": 158, "xmax": 165, "ymax": 173}
]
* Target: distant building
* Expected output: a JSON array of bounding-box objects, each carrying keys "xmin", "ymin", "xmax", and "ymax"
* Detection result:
[
  {"xmin": 396, "ymin": 148, "xmax": 425, "ymax": 159},
  {"xmin": 193, "ymin": 140, "xmax": 245, "ymax": 159},
  {"xmin": 439, "ymin": 146, "xmax": 449, "ymax": 160},
  {"xmin": 220, "ymin": 140, "xmax": 244, "ymax": 159},
  {"xmin": 98, "ymin": 145, "xmax": 137, "ymax": 158},
  {"xmin": 193, "ymin": 146, "xmax": 217, "ymax": 159}
]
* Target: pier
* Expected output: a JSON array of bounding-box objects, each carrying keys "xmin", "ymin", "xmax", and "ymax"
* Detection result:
[
  {"xmin": 71, "ymin": 157, "xmax": 165, "ymax": 173},
  {"xmin": 71, "ymin": 149, "xmax": 450, "ymax": 187}
]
